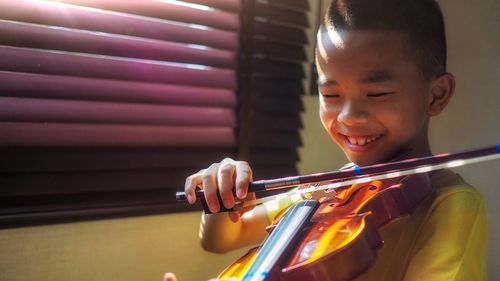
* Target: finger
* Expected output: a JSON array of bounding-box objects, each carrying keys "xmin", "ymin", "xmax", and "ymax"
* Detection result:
[
  {"xmin": 241, "ymin": 192, "xmax": 257, "ymax": 212},
  {"xmin": 217, "ymin": 162, "xmax": 236, "ymax": 209},
  {"xmin": 184, "ymin": 173, "xmax": 202, "ymax": 204},
  {"xmin": 228, "ymin": 191, "xmax": 257, "ymax": 222},
  {"xmin": 202, "ymin": 163, "xmax": 220, "ymax": 213},
  {"xmin": 228, "ymin": 211, "xmax": 240, "ymax": 222},
  {"xmin": 163, "ymin": 272, "xmax": 177, "ymax": 281},
  {"xmin": 235, "ymin": 161, "xmax": 253, "ymax": 199}
]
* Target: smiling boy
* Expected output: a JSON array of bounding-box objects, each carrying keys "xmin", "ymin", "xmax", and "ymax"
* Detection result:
[{"xmin": 180, "ymin": 0, "xmax": 487, "ymax": 280}]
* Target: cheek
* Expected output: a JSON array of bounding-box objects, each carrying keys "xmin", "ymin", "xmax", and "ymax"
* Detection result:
[
  {"xmin": 319, "ymin": 103, "xmax": 338, "ymax": 131},
  {"xmin": 385, "ymin": 105, "xmax": 425, "ymax": 139}
]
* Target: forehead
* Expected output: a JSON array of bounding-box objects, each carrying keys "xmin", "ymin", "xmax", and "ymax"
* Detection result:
[
  {"xmin": 316, "ymin": 28, "xmax": 417, "ymax": 81},
  {"xmin": 317, "ymin": 28, "xmax": 408, "ymax": 63}
]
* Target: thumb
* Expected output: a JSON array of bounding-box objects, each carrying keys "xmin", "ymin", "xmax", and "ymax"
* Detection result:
[{"xmin": 164, "ymin": 272, "xmax": 177, "ymax": 281}]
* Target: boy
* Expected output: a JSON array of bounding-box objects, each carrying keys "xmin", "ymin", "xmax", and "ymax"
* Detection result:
[{"xmin": 180, "ymin": 0, "xmax": 487, "ymax": 280}]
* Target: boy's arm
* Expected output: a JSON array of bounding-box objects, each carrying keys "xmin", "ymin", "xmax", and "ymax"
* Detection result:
[
  {"xmin": 404, "ymin": 189, "xmax": 488, "ymax": 281},
  {"xmin": 199, "ymin": 204, "xmax": 270, "ymax": 253}
]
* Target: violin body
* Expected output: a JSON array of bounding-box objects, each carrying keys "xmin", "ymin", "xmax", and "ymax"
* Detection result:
[{"xmin": 218, "ymin": 173, "xmax": 432, "ymax": 281}]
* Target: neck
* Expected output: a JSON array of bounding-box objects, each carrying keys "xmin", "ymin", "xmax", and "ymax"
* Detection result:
[{"xmin": 389, "ymin": 130, "xmax": 432, "ymax": 162}]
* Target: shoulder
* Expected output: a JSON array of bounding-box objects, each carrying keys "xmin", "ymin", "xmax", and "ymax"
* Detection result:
[
  {"xmin": 404, "ymin": 170, "xmax": 488, "ymax": 280},
  {"xmin": 428, "ymin": 169, "xmax": 484, "ymax": 210}
]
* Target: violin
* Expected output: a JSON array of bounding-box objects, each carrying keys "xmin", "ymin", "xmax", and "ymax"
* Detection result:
[{"xmin": 176, "ymin": 144, "xmax": 499, "ymax": 281}]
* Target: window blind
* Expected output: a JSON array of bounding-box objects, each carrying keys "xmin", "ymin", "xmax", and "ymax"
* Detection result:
[
  {"xmin": 242, "ymin": 0, "xmax": 310, "ymax": 179},
  {"xmin": 0, "ymin": 0, "xmax": 241, "ymax": 226}
]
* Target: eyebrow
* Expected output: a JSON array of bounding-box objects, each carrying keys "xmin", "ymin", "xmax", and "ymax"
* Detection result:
[
  {"xmin": 359, "ymin": 71, "xmax": 395, "ymax": 84},
  {"xmin": 317, "ymin": 71, "xmax": 395, "ymax": 87}
]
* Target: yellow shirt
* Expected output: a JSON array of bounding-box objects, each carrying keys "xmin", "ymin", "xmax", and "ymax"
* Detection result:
[{"xmin": 265, "ymin": 169, "xmax": 488, "ymax": 280}]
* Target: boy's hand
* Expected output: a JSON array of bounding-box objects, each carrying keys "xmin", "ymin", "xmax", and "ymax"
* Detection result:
[{"xmin": 184, "ymin": 158, "xmax": 254, "ymax": 219}]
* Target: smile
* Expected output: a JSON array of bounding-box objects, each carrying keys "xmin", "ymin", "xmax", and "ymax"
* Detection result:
[{"xmin": 343, "ymin": 134, "xmax": 382, "ymax": 147}]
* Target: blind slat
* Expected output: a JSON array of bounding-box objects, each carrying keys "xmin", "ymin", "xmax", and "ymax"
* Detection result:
[
  {"xmin": 0, "ymin": 147, "xmax": 234, "ymax": 172},
  {"xmin": 252, "ymin": 165, "xmax": 298, "ymax": 179},
  {"xmin": 254, "ymin": 39, "xmax": 307, "ymax": 61},
  {"xmin": 251, "ymin": 114, "xmax": 303, "ymax": 131},
  {"xmin": 254, "ymin": 58, "xmax": 305, "ymax": 78},
  {"xmin": 1, "ymin": 169, "xmax": 191, "ymax": 196},
  {"xmin": 54, "ymin": 0, "xmax": 240, "ymax": 31},
  {"xmin": 0, "ymin": 46, "xmax": 237, "ymax": 89},
  {"xmin": 272, "ymin": 0, "xmax": 309, "ymax": 11},
  {"xmin": 0, "ymin": 190, "xmax": 193, "ymax": 219},
  {"xmin": 0, "ymin": 0, "xmax": 239, "ymax": 49},
  {"xmin": 249, "ymin": 149, "xmax": 300, "ymax": 165},
  {"xmin": 0, "ymin": 71, "xmax": 236, "ymax": 107},
  {"xmin": 253, "ymin": 77, "xmax": 305, "ymax": 96},
  {"xmin": 187, "ymin": 0, "xmax": 241, "ymax": 12},
  {"xmin": 0, "ymin": 97, "xmax": 236, "ymax": 126},
  {"xmin": 0, "ymin": 20, "xmax": 237, "ymax": 68},
  {"xmin": 0, "ymin": 123, "xmax": 236, "ymax": 147},
  {"xmin": 252, "ymin": 96, "xmax": 304, "ymax": 114},
  {"xmin": 249, "ymin": 131, "xmax": 302, "ymax": 148},
  {"xmin": 255, "ymin": 21, "xmax": 308, "ymax": 45},
  {"xmin": 255, "ymin": 3, "xmax": 309, "ymax": 27}
]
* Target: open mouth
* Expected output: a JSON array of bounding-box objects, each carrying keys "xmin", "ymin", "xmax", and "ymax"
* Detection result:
[{"xmin": 342, "ymin": 134, "xmax": 382, "ymax": 147}]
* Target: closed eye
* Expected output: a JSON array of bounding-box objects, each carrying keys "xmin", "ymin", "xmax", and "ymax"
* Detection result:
[
  {"xmin": 321, "ymin": 94, "xmax": 340, "ymax": 98},
  {"xmin": 367, "ymin": 92, "xmax": 394, "ymax": 98}
]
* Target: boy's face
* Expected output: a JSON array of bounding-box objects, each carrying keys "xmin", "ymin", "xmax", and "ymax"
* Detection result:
[{"xmin": 316, "ymin": 29, "xmax": 433, "ymax": 166}]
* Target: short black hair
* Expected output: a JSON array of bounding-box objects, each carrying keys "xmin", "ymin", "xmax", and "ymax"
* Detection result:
[{"xmin": 324, "ymin": 0, "xmax": 446, "ymax": 80}]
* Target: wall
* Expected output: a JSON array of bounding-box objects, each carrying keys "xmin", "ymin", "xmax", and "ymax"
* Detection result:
[
  {"xmin": 298, "ymin": 0, "xmax": 500, "ymax": 278},
  {"xmin": 433, "ymin": 0, "xmax": 500, "ymax": 276},
  {"xmin": 0, "ymin": 212, "xmax": 250, "ymax": 281}
]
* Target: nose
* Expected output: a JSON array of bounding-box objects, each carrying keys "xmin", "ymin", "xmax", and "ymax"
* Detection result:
[{"xmin": 337, "ymin": 100, "xmax": 369, "ymax": 126}]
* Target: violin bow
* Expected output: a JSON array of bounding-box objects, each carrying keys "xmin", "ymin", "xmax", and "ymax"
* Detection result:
[{"xmin": 176, "ymin": 143, "xmax": 500, "ymax": 210}]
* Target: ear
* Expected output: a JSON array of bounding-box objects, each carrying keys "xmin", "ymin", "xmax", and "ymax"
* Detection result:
[{"xmin": 428, "ymin": 72, "xmax": 455, "ymax": 116}]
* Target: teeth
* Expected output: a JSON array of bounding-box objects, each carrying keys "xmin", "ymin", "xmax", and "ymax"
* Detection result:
[{"xmin": 346, "ymin": 135, "xmax": 380, "ymax": 146}]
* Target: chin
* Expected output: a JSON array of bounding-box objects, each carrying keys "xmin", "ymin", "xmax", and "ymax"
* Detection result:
[{"xmin": 344, "ymin": 150, "xmax": 392, "ymax": 167}]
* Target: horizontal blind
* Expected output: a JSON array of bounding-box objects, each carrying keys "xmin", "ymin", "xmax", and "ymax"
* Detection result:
[
  {"xmin": 0, "ymin": 0, "xmax": 241, "ymax": 226},
  {"xmin": 244, "ymin": 0, "xmax": 310, "ymax": 179}
]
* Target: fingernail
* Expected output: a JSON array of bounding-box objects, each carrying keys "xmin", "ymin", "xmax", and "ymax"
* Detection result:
[
  {"xmin": 186, "ymin": 193, "xmax": 193, "ymax": 204},
  {"xmin": 223, "ymin": 199, "xmax": 233, "ymax": 209},
  {"xmin": 237, "ymin": 189, "xmax": 246, "ymax": 199},
  {"xmin": 208, "ymin": 200, "xmax": 219, "ymax": 213}
]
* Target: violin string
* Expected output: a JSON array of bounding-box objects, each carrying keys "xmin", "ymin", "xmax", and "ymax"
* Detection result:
[{"xmin": 236, "ymin": 153, "xmax": 500, "ymax": 209}]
